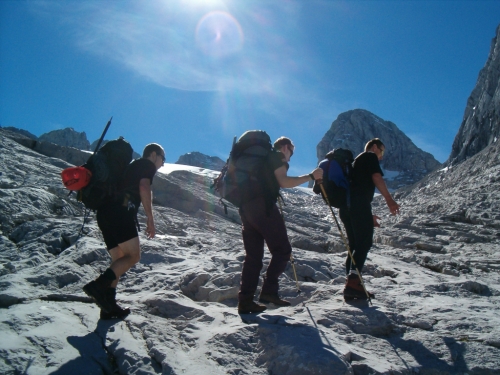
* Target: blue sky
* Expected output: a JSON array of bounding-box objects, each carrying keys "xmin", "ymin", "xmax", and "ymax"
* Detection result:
[{"xmin": 1, "ymin": 1, "xmax": 499, "ymax": 176}]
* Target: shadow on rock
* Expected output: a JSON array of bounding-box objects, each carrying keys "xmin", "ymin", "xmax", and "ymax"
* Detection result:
[
  {"xmin": 240, "ymin": 310, "xmax": 349, "ymax": 375},
  {"xmin": 48, "ymin": 320, "xmax": 119, "ymax": 375}
]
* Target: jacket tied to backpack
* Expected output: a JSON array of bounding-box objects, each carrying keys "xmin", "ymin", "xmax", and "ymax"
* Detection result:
[{"xmin": 313, "ymin": 148, "xmax": 354, "ymax": 209}]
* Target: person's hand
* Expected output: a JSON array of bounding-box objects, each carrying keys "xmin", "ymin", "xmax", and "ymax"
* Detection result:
[
  {"xmin": 311, "ymin": 168, "xmax": 323, "ymax": 180},
  {"xmin": 373, "ymin": 215, "xmax": 381, "ymax": 228},
  {"xmin": 145, "ymin": 217, "xmax": 156, "ymax": 239},
  {"xmin": 386, "ymin": 198, "xmax": 400, "ymax": 215}
]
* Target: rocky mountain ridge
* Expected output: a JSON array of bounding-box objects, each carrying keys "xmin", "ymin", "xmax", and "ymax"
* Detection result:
[
  {"xmin": 317, "ymin": 109, "xmax": 442, "ymax": 190},
  {"xmin": 175, "ymin": 151, "xmax": 226, "ymax": 171},
  {"xmin": 0, "ymin": 127, "xmax": 499, "ymax": 374},
  {"xmin": 1, "ymin": 22, "xmax": 499, "ymax": 375},
  {"xmin": 449, "ymin": 24, "xmax": 500, "ymax": 165}
]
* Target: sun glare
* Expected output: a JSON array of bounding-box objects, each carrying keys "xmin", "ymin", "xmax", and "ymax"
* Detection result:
[{"xmin": 195, "ymin": 11, "xmax": 244, "ymax": 57}]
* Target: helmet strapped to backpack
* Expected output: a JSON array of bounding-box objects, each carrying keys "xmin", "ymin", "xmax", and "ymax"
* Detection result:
[
  {"xmin": 61, "ymin": 137, "xmax": 133, "ymax": 210},
  {"xmin": 313, "ymin": 148, "xmax": 354, "ymax": 209},
  {"xmin": 213, "ymin": 130, "xmax": 273, "ymax": 211}
]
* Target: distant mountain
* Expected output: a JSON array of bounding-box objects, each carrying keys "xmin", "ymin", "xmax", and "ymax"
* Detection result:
[
  {"xmin": 317, "ymin": 109, "xmax": 441, "ymax": 190},
  {"xmin": 175, "ymin": 151, "xmax": 225, "ymax": 171},
  {"xmin": 0, "ymin": 126, "xmax": 38, "ymax": 140},
  {"xmin": 39, "ymin": 128, "xmax": 91, "ymax": 151},
  {"xmin": 448, "ymin": 24, "xmax": 500, "ymax": 165}
]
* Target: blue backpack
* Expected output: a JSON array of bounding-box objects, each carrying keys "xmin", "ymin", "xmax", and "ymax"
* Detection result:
[{"xmin": 313, "ymin": 148, "xmax": 354, "ymax": 209}]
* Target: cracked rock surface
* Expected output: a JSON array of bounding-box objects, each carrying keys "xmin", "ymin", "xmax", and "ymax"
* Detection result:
[{"xmin": 1, "ymin": 132, "xmax": 499, "ymax": 374}]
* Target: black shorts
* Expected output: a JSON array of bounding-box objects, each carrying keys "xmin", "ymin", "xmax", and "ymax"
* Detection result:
[{"xmin": 96, "ymin": 203, "xmax": 138, "ymax": 250}]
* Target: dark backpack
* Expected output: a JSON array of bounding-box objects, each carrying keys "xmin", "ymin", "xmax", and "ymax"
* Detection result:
[
  {"xmin": 313, "ymin": 148, "xmax": 354, "ymax": 209},
  {"xmin": 77, "ymin": 137, "xmax": 133, "ymax": 210},
  {"xmin": 213, "ymin": 130, "xmax": 273, "ymax": 210}
]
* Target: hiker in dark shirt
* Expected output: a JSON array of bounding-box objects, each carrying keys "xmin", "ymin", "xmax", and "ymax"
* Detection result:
[
  {"xmin": 238, "ymin": 137, "xmax": 323, "ymax": 314},
  {"xmin": 342, "ymin": 138, "xmax": 400, "ymax": 300},
  {"xmin": 83, "ymin": 143, "xmax": 165, "ymax": 319}
]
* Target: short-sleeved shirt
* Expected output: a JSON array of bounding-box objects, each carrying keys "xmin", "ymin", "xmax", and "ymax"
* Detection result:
[
  {"xmin": 350, "ymin": 151, "xmax": 383, "ymax": 202},
  {"xmin": 120, "ymin": 158, "xmax": 157, "ymax": 212},
  {"xmin": 268, "ymin": 151, "xmax": 288, "ymax": 172}
]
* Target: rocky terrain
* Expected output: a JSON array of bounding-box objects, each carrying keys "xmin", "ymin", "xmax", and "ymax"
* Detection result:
[
  {"xmin": 317, "ymin": 109, "xmax": 442, "ymax": 190},
  {"xmin": 0, "ymin": 123, "xmax": 499, "ymax": 374},
  {"xmin": 449, "ymin": 25, "xmax": 500, "ymax": 165},
  {"xmin": 39, "ymin": 128, "xmax": 92, "ymax": 151},
  {"xmin": 175, "ymin": 151, "xmax": 226, "ymax": 171},
  {"xmin": 1, "ymin": 21, "xmax": 500, "ymax": 375}
]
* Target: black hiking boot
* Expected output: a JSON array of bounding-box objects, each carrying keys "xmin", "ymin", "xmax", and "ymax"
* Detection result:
[
  {"xmin": 343, "ymin": 274, "xmax": 375, "ymax": 301},
  {"xmin": 258, "ymin": 293, "xmax": 291, "ymax": 306},
  {"xmin": 83, "ymin": 269, "xmax": 116, "ymax": 313},
  {"xmin": 238, "ymin": 299, "xmax": 267, "ymax": 314},
  {"xmin": 99, "ymin": 288, "xmax": 130, "ymax": 320}
]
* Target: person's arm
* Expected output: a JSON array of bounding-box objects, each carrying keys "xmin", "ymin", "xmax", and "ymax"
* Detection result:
[
  {"xmin": 139, "ymin": 177, "xmax": 155, "ymax": 238},
  {"xmin": 372, "ymin": 173, "xmax": 400, "ymax": 215},
  {"xmin": 274, "ymin": 165, "xmax": 323, "ymax": 188}
]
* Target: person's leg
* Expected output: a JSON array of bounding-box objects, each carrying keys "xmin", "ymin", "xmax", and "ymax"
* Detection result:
[
  {"xmin": 339, "ymin": 207, "xmax": 355, "ymax": 275},
  {"xmin": 259, "ymin": 204, "xmax": 291, "ymax": 296},
  {"xmin": 348, "ymin": 200, "xmax": 373, "ymax": 274},
  {"xmin": 86, "ymin": 205, "xmax": 138, "ymax": 313},
  {"xmin": 238, "ymin": 208, "xmax": 265, "ymax": 301},
  {"xmin": 109, "ymin": 236, "xmax": 141, "ymax": 280}
]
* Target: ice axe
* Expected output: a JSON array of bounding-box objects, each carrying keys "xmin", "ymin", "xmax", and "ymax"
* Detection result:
[{"xmin": 318, "ymin": 183, "xmax": 372, "ymax": 305}]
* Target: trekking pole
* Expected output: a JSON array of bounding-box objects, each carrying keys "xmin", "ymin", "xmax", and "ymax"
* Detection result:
[
  {"xmin": 318, "ymin": 183, "xmax": 372, "ymax": 305},
  {"xmin": 277, "ymin": 196, "xmax": 301, "ymax": 294}
]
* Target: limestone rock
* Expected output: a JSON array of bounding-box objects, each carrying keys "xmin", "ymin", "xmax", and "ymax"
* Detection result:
[
  {"xmin": 449, "ymin": 24, "xmax": 500, "ymax": 165},
  {"xmin": 317, "ymin": 109, "xmax": 442, "ymax": 190},
  {"xmin": 176, "ymin": 151, "xmax": 225, "ymax": 171},
  {"xmin": 39, "ymin": 127, "xmax": 91, "ymax": 150}
]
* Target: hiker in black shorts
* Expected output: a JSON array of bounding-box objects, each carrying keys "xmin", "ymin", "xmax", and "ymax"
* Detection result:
[
  {"xmin": 238, "ymin": 137, "xmax": 323, "ymax": 314},
  {"xmin": 342, "ymin": 138, "xmax": 400, "ymax": 299},
  {"xmin": 83, "ymin": 143, "xmax": 165, "ymax": 319}
]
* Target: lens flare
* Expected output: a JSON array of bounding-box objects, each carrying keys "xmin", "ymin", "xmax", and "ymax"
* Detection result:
[{"xmin": 195, "ymin": 11, "xmax": 244, "ymax": 57}]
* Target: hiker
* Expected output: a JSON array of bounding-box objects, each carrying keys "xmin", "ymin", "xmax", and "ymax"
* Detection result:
[
  {"xmin": 83, "ymin": 143, "xmax": 165, "ymax": 319},
  {"xmin": 341, "ymin": 138, "xmax": 400, "ymax": 300},
  {"xmin": 237, "ymin": 136, "xmax": 323, "ymax": 314}
]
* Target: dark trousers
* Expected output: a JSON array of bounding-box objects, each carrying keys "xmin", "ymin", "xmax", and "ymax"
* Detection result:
[
  {"xmin": 238, "ymin": 196, "xmax": 292, "ymax": 301},
  {"xmin": 339, "ymin": 198, "xmax": 373, "ymax": 275}
]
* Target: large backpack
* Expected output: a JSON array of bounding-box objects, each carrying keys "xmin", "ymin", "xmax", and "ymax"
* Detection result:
[
  {"xmin": 213, "ymin": 130, "xmax": 273, "ymax": 210},
  {"xmin": 75, "ymin": 137, "xmax": 133, "ymax": 210},
  {"xmin": 313, "ymin": 148, "xmax": 354, "ymax": 209}
]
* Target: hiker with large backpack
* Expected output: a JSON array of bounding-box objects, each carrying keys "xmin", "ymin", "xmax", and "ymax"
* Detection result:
[
  {"xmin": 337, "ymin": 138, "xmax": 399, "ymax": 300},
  {"xmin": 216, "ymin": 132, "xmax": 322, "ymax": 314},
  {"xmin": 82, "ymin": 143, "xmax": 165, "ymax": 319}
]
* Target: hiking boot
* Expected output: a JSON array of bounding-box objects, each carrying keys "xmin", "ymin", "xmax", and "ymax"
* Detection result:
[
  {"xmin": 343, "ymin": 274, "xmax": 375, "ymax": 300},
  {"xmin": 82, "ymin": 270, "xmax": 116, "ymax": 313},
  {"xmin": 258, "ymin": 293, "xmax": 291, "ymax": 306},
  {"xmin": 99, "ymin": 288, "xmax": 130, "ymax": 320},
  {"xmin": 238, "ymin": 299, "xmax": 267, "ymax": 314}
]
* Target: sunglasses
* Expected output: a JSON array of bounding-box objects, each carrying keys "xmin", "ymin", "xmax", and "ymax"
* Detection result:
[
  {"xmin": 287, "ymin": 144, "xmax": 294, "ymax": 157},
  {"xmin": 157, "ymin": 153, "xmax": 165, "ymax": 163}
]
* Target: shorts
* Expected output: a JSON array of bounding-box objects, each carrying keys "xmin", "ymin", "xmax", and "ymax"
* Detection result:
[{"xmin": 96, "ymin": 203, "xmax": 138, "ymax": 250}]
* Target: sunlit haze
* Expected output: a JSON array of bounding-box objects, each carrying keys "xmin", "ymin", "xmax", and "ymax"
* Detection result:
[{"xmin": 1, "ymin": 0, "xmax": 499, "ymax": 176}]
